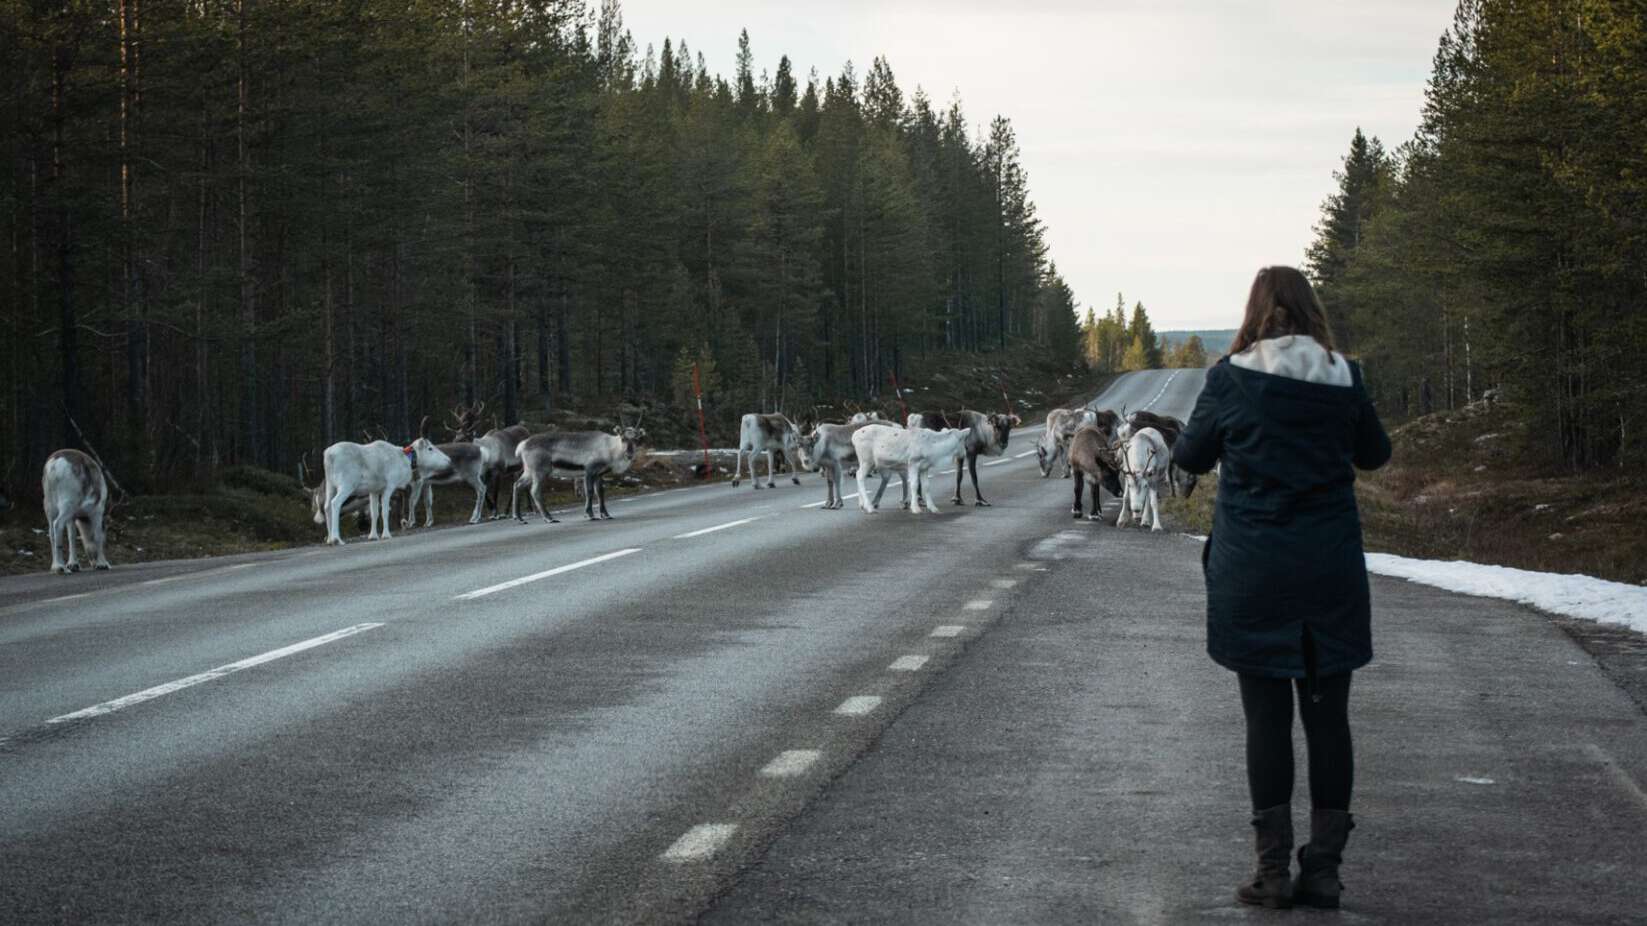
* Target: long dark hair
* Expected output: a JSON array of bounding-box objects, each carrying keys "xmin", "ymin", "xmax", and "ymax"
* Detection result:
[{"xmin": 1227, "ymin": 266, "xmax": 1338, "ymax": 363}]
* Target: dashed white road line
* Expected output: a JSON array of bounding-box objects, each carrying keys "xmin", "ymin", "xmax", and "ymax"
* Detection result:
[
  {"xmin": 930, "ymin": 625, "xmax": 965, "ymax": 638},
  {"xmin": 982, "ymin": 459, "xmax": 1012, "ymax": 467},
  {"xmin": 455, "ymin": 548, "xmax": 642, "ymax": 600},
  {"xmin": 1014, "ymin": 450, "xmax": 1037, "ymax": 458},
  {"xmin": 760, "ymin": 749, "xmax": 822, "ymax": 778},
  {"xmin": 1139, "ymin": 370, "xmax": 1181, "ymax": 411},
  {"xmin": 833, "ymin": 695, "xmax": 882, "ymax": 716},
  {"xmin": 889, "ymin": 655, "xmax": 929, "ymax": 672},
  {"xmin": 990, "ymin": 578, "xmax": 1019, "ymax": 589},
  {"xmin": 661, "ymin": 823, "xmax": 738, "ymax": 861},
  {"xmin": 964, "ymin": 599, "xmax": 994, "ymax": 611},
  {"xmin": 48, "ymin": 622, "xmax": 384, "ymax": 724},
  {"xmin": 673, "ymin": 517, "xmax": 762, "ymax": 539}
]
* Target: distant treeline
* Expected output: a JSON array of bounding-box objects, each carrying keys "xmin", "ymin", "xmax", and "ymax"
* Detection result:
[
  {"xmin": 1307, "ymin": 0, "xmax": 1645, "ymax": 470},
  {"xmin": 1079, "ymin": 296, "xmax": 1208, "ymax": 373},
  {"xmin": 1159, "ymin": 330, "xmax": 1232, "ymax": 362},
  {"xmin": 0, "ymin": 0, "xmax": 1082, "ymax": 493}
]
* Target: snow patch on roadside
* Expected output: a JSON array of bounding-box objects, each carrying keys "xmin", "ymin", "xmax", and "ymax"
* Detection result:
[
  {"xmin": 1363, "ymin": 554, "xmax": 1647, "ymax": 635},
  {"xmin": 1180, "ymin": 534, "xmax": 1647, "ymax": 635}
]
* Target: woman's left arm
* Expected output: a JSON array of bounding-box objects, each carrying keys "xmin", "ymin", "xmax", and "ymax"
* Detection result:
[
  {"xmin": 1173, "ymin": 364, "xmax": 1224, "ymax": 475},
  {"xmin": 1351, "ymin": 362, "xmax": 1392, "ymax": 470}
]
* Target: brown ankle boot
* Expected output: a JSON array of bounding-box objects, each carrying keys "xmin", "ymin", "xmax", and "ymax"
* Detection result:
[
  {"xmin": 1294, "ymin": 809, "xmax": 1355, "ymax": 908},
  {"xmin": 1235, "ymin": 804, "xmax": 1294, "ymax": 909}
]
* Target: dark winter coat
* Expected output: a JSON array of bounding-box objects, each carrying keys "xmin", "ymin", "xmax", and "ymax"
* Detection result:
[{"xmin": 1173, "ymin": 352, "xmax": 1391, "ymax": 679}]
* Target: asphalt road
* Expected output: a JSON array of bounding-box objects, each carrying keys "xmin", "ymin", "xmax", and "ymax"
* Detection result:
[{"xmin": 4, "ymin": 368, "xmax": 1645, "ymax": 924}]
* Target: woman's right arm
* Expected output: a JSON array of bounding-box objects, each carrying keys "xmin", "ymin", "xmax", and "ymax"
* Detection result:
[{"xmin": 1172, "ymin": 364, "xmax": 1223, "ymax": 475}]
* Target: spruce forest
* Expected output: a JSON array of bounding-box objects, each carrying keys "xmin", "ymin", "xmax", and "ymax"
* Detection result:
[
  {"xmin": 0, "ymin": 0, "xmax": 1083, "ymax": 494},
  {"xmin": 1306, "ymin": 0, "xmax": 1646, "ymax": 472}
]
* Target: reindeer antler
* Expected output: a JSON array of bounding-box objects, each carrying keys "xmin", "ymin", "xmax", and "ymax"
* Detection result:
[{"xmin": 419, "ymin": 415, "xmax": 431, "ymax": 440}]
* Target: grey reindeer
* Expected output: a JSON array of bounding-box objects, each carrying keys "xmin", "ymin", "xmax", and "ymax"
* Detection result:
[{"xmin": 512, "ymin": 420, "xmax": 646, "ymax": 523}]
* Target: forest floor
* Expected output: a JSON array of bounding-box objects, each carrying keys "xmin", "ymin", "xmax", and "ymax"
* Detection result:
[
  {"xmin": 1161, "ymin": 396, "xmax": 1647, "ymax": 587},
  {"xmin": 1, "ymin": 343, "xmax": 1103, "ymax": 576}
]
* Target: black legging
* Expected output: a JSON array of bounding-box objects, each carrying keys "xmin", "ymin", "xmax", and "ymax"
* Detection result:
[{"xmin": 1238, "ymin": 671, "xmax": 1354, "ymax": 811}]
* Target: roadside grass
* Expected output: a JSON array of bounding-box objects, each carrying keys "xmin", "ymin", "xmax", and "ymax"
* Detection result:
[{"xmin": 1160, "ymin": 399, "xmax": 1647, "ymax": 586}]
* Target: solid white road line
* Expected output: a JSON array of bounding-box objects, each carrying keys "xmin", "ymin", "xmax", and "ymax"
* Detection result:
[
  {"xmin": 48, "ymin": 622, "xmax": 384, "ymax": 724},
  {"xmin": 455, "ymin": 548, "xmax": 642, "ymax": 601},
  {"xmin": 833, "ymin": 695, "xmax": 882, "ymax": 716},
  {"xmin": 760, "ymin": 749, "xmax": 822, "ymax": 778},
  {"xmin": 964, "ymin": 599, "xmax": 994, "ymax": 611},
  {"xmin": 661, "ymin": 823, "xmax": 738, "ymax": 861},
  {"xmin": 930, "ymin": 625, "xmax": 965, "ymax": 638},
  {"xmin": 141, "ymin": 562, "xmax": 260, "ymax": 587},
  {"xmin": 673, "ymin": 517, "xmax": 761, "ymax": 539},
  {"xmin": 801, "ymin": 493, "xmax": 859, "ymax": 510},
  {"xmin": 42, "ymin": 592, "xmax": 93, "ymax": 605},
  {"xmin": 889, "ymin": 655, "xmax": 929, "ymax": 672}
]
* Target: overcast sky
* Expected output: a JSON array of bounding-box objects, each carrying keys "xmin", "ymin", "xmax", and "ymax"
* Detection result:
[{"xmin": 617, "ymin": 0, "xmax": 1458, "ymax": 331}]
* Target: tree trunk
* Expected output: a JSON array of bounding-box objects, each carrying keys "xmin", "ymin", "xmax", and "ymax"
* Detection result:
[{"xmin": 236, "ymin": 0, "xmax": 258, "ymax": 464}]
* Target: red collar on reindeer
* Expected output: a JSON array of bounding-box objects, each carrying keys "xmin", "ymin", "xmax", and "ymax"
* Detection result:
[{"xmin": 402, "ymin": 444, "xmax": 419, "ymax": 473}]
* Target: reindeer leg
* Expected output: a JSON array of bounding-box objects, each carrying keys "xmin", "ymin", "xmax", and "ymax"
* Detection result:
[
  {"xmin": 789, "ymin": 449, "xmax": 801, "ymax": 486},
  {"xmin": 380, "ymin": 490, "xmax": 395, "ymax": 539},
  {"xmin": 63, "ymin": 513, "xmax": 81, "ymax": 572},
  {"xmin": 970, "ymin": 455, "xmax": 991, "ymax": 507},
  {"xmin": 763, "ymin": 449, "xmax": 775, "ymax": 489},
  {"xmin": 423, "ymin": 482, "xmax": 435, "ymax": 528},
  {"xmin": 731, "ymin": 447, "xmax": 744, "ymax": 488},
  {"xmin": 952, "ymin": 458, "xmax": 965, "ymax": 506},
  {"xmin": 1148, "ymin": 483, "xmax": 1164, "ymax": 532},
  {"xmin": 47, "ymin": 508, "xmax": 67, "ymax": 574},
  {"xmin": 583, "ymin": 471, "xmax": 599, "ymax": 520},
  {"xmin": 89, "ymin": 507, "xmax": 111, "ymax": 569},
  {"xmin": 532, "ymin": 476, "xmax": 558, "ymax": 525},
  {"xmin": 856, "ymin": 466, "xmax": 875, "ymax": 513},
  {"xmin": 907, "ymin": 463, "xmax": 924, "ymax": 514},
  {"xmin": 326, "ymin": 480, "xmax": 346, "ymax": 545},
  {"xmin": 469, "ymin": 473, "xmax": 486, "ymax": 524},
  {"xmin": 1073, "ymin": 473, "xmax": 1085, "ymax": 518},
  {"xmin": 597, "ymin": 475, "xmax": 613, "ymax": 519},
  {"xmin": 1089, "ymin": 477, "xmax": 1104, "ymax": 520},
  {"xmin": 511, "ymin": 474, "xmax": 529, "ymax": 524}
]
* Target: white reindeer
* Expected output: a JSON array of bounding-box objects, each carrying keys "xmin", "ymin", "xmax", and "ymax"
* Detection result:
[
  {"xmin": 322, "ymin": 438, "xmax": 451, "ymax": 545},
  {"xmin": 1117, "ymin": 427, "xmax": 1170, "ymax": 531},
  {"xmin": 851, "ymin": 425, "xmax": 969, "ymax": 514},
  {"xmin": 41, "ymin": 449, "xmax": 112, "ymax": 574}
]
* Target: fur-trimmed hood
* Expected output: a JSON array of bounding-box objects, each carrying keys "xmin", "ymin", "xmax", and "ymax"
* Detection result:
[{"xmin": 1229, "ymin": 335, "xmax": 1352, "ymax": 387}]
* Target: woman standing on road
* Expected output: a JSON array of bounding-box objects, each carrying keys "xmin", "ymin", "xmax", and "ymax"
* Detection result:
[{"xmin": 1173, "ymin": 266, "xmax": 1391, "ymax": 910}]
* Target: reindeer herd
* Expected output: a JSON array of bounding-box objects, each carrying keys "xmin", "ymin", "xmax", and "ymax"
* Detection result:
[
  {"xmin": 28, "ymin": 392, "xmax": 1193, "ymax": 576},
  {"xmin": 1041, "ymin": 405, "xmax": 1198, "ymax": 531}
]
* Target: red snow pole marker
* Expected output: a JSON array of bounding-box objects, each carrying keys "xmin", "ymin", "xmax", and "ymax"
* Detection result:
[
  {"xmin": 889, "ymin": 370, "xmax": 910, "ymax": 422},
  {"xmin": 693, "ymin": 363, "xmax": 711, "ymax": 478}
]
